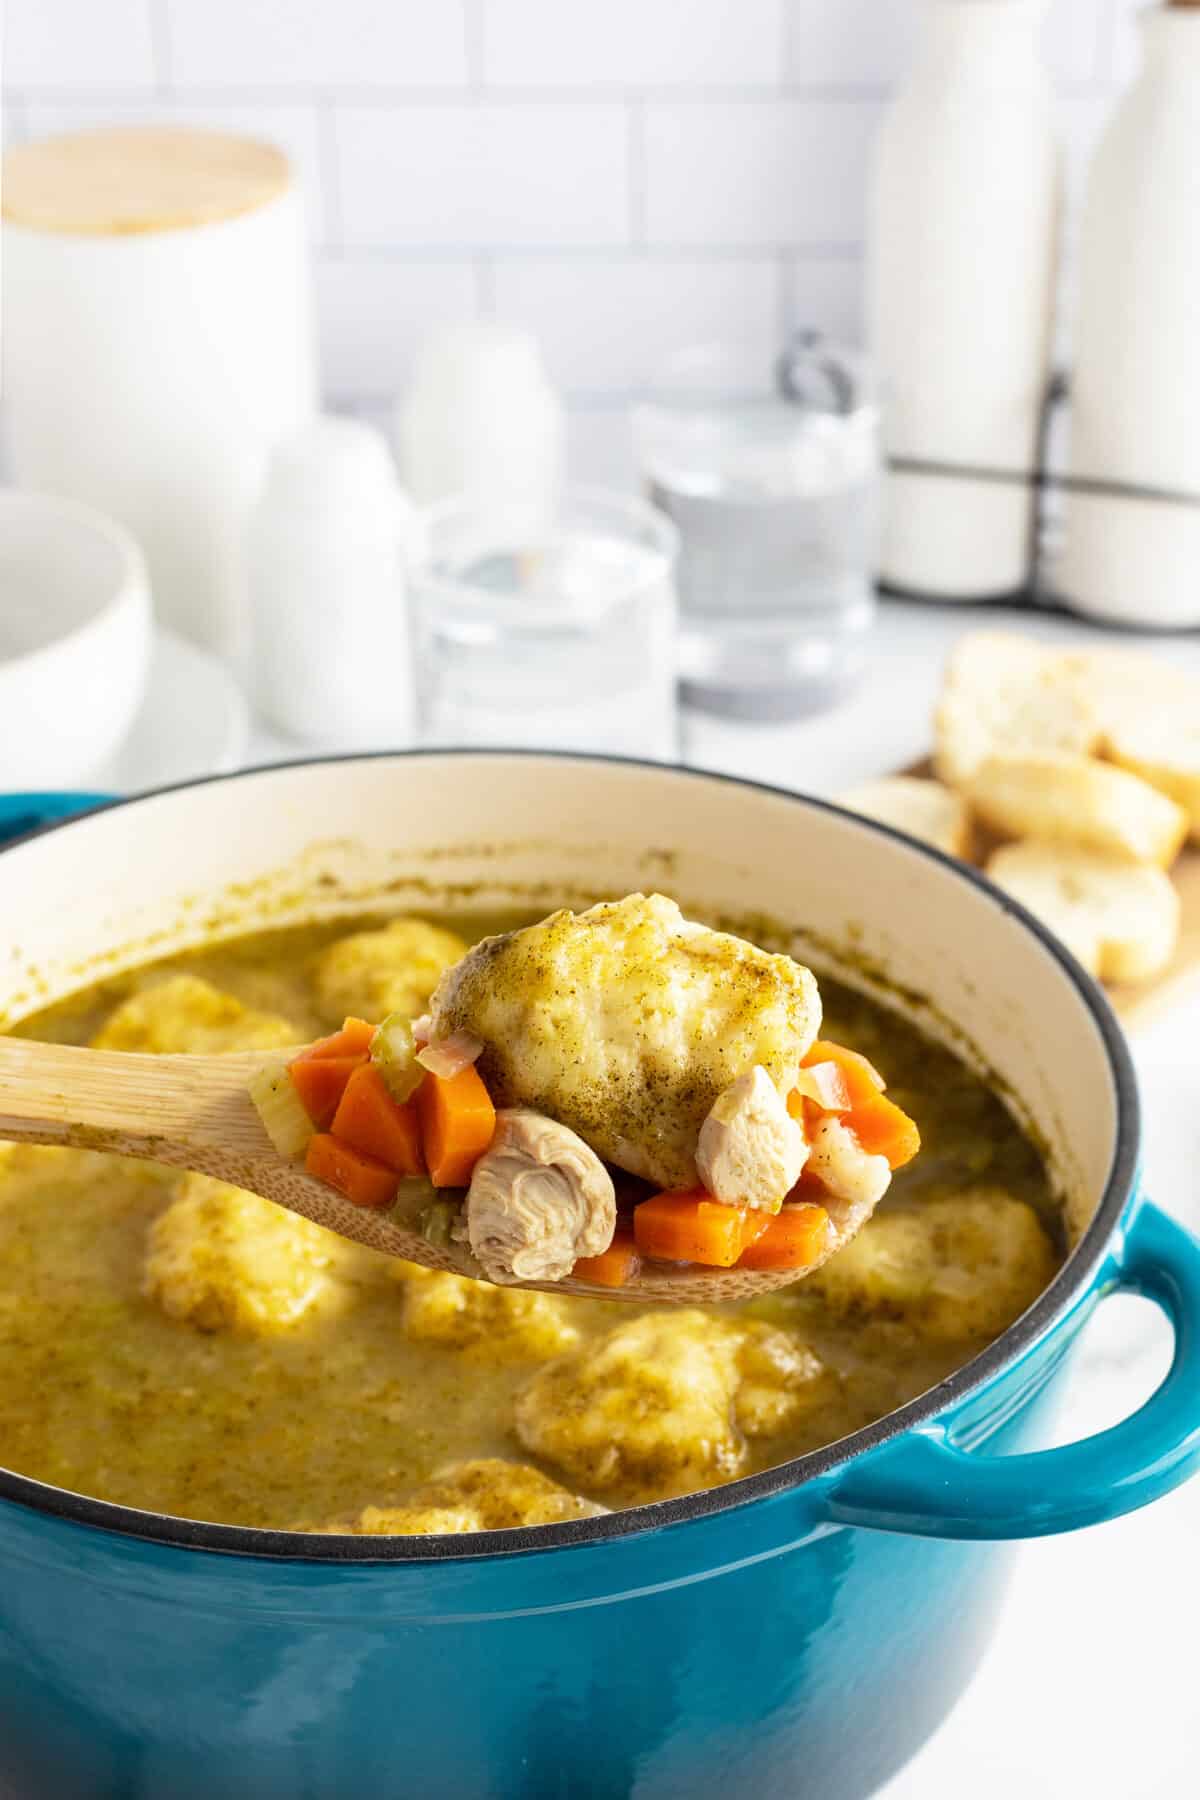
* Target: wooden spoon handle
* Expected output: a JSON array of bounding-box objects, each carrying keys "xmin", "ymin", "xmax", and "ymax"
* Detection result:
[{"xmin": 0, "ymin": 1036, "xmax": 271, "ymax": 1160}]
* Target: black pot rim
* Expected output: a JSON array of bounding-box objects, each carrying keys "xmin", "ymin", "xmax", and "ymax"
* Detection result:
[{"xmin": 0, "ymin": 749, "xmax": 1141, "ymax": 1563}]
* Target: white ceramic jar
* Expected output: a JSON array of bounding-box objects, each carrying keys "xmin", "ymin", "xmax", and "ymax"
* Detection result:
[
  {"xmin": 248, "ymin": 417, "xmax": 415, "ymax": 748},
  {"xmin": 396, "ymin": 324, "xmax": 565, "ymax": 524},
  {"xmin": 866, "ymin": 0, "xmax": 1061, "ymax": 600},
  {"xmin": 1054, "ymin": 2, "xmax": 1200, "ymax": 627},
  {"xmin": 1, "ymin": 127, "xmax": 317, "ymax": 666}
]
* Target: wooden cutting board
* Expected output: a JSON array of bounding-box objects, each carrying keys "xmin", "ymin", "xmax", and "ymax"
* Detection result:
[{"xmin": 901, "ymin": 761, "xmax": 1200, "ymax": 1033}]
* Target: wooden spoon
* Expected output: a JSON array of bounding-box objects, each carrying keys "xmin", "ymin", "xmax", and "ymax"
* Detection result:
[{"xmin": 0, "ymin": 1036, "xmax": 871, "ymax": 1304}]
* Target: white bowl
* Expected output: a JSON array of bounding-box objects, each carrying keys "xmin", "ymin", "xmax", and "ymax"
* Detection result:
[{"xmin": 0, "ymin": 490, "xmax": 151, "ymax": 787}]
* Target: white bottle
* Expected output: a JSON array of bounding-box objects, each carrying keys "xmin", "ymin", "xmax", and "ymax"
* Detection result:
[
  {"xmin": 1055, "ymin": 2, "xmax": 1200, "ymax": 627},
  {"xmin": 249, "ymin": 417, "xmax": 415, "ymax": 747},
  {"xmin": 866, "ymin": 0, "xmax": 1061, "ymax": 599},
  {"xmin": 396, "ymin": 324, "xmax": 565, "ymax": 522}
]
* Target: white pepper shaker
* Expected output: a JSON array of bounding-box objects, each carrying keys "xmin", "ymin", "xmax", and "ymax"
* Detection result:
[
  {"xmin": 396, "ymin": 323, "xmax": 565, "ymax": 522},
  {"xmin": 249, "ymin": 417, "xmax": 415, "ymax": 747}
]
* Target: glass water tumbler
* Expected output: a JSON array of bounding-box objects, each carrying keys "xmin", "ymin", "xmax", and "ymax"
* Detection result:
[
  {"xmin": 635, "ymin": 336, "xmax": 881, "ymax": 722},
  {"xmin": 410, "ymin": 487, "xmax": 680, "ymax": 761}
]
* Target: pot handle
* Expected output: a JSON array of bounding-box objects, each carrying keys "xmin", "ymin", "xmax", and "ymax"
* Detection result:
[
  {"xmin": 827, "ymin": 1200, "xmax": 1200, "ymax": 1539},
  {"xmin": 0, "ymin": 792, "xmax": 115, "ymax": 849}
]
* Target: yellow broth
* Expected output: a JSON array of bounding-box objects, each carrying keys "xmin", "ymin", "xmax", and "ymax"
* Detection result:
[{"xmin": 0, "ymin": 913, "xmax": 1061, "ymax": 1529}]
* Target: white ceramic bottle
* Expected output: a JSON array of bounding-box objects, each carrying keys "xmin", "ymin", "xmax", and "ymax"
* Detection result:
[
  {"xmin": 866, "ymin": 0, "xmax": 1061, "ymax": 600},
  {"xmin": 248, "ymin": 417, "xmax": 415, "ymax": 748},
  {"xmin": 396, "ymin": 324, "xmax": 565, "ymax": 522},
  {"xmin": 1055, "ymin": 1, "xmax": 1200, "ymax": 627}
]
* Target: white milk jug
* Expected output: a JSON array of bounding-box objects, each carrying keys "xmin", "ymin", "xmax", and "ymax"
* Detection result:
[{"xmin": 866, "ymin": 0, "xmax": 1060, "ymax": 600}]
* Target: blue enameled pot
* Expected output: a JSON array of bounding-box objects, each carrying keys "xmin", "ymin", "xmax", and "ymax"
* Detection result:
[{"xmin": 1, "ymin": 757, "xmax": 1198, "ymax": 1800}]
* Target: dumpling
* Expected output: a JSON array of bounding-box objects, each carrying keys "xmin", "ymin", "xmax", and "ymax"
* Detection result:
[
  {"xmin": 515, "ymin": 1310, "xmax": 829, "ymax": 1501},
  {"xmin": 810, "ymin": 1189, "xmax": 1058, "ymax": 1342},
  {"xmin": 92, "ymin": 975, "xmax": 298, "ymax": 1055},
  {"xmin": 310, "ymin": 918, "xmax": 468, "ymax": 1027},
  {"xmin": 429, "ymin": 894, "xmax": 821, "ymax": 1190},
  {"xmin": 291, "ymin": 1459, "xmax": 604, "ymax": 1534},
  {"xmin": 143, "ymin": 1173, "xmax": 341, "ymax": 1333},
  {"xmin": 398, "ymin": 1265, "xmax": 582, "ymax": 1360}
]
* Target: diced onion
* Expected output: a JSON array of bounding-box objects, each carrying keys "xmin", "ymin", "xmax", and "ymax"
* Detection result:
[
  {"xmin": 792, "ymin": 1062, "xmax": 852, "ymax": 1112},
  {"xmin": 248, "ymin": 1061, "xmax": 314, "ymax": 1158},
  {"xmin": 415, "ymin": 1031, "xmax": 484, "ymax": 1080},
  {"xmin": 370, "ymin": 1012, "xmax": 423, "ymax": 1102},
  {"xmin": 411, "ymin": 1014, "xmax": 432, "ymax": 1048}
]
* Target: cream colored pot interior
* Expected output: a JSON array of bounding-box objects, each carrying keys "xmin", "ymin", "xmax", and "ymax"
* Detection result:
[{"xmin": 2, "ymin": 755, "xmax": 1117, "ymax": 1242}]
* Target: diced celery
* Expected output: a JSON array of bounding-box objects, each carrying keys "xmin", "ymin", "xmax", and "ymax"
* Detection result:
[
  {"xmin": 248, "ymin": 1061, "xmax": 314, "ymax": 1158},
  {"xmin": 418, "ymin": 1200, "xmax": 459, "ymax": 1249},
  {"xmin": 370, "ymin": 1012, "xmax": 422, "ymax": 1102}
]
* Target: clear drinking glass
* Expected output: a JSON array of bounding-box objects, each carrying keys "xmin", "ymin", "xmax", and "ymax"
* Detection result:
[
  {"xmin": 410, "ymin": 487, "xmax": 679, "ymax": 759},
  {"xmin": 634, "ymin": 335, "xmax": 880, "ymax": 721}
]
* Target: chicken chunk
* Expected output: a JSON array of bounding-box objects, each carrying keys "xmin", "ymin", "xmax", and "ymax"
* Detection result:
[
  {"xmin": 92, "ymin": 975, "xmax": 299, "ymax": 1055},
  {"xmin": 805, "ymin": 1116, "xmax": 892, "ymax": 1215},
  {"xmin": 515, "ymin": 1310, "xmax": 830, "ymax": 1500},
  {"xmin": 292, "ymin": 1459, "xmax": 605, "ymax": 1534},
  {"xmin": 310, "ymin": 917, "xmax": 468, "ymax": 1028},
  {"xmin": 811, "ymin": 1190, "xmax": 1058, "ymax": 1342},
  {"xmin": 143, "ymin": 1173, "xmax": 341, "ymax": 1333},
  {"xmin": 399, "ymin": 1264, "xmax": 581, "ymax": 1359},
  {"xmin": 463, "ymin": 1108, "xmax": 616, "ymax": 1284},
  {"xmin": 429, "ymin": 893, "xmax": 821, "ymax": 1191},
  {"xmin": 696, "ymin": 1065, "xmax": 808, "ymax": 1211}
]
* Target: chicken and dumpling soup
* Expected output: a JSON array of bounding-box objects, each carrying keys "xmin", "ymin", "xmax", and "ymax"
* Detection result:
[{"xmin": 0, "ymin": 903, "xmax": 1061, "ymax": 1532}]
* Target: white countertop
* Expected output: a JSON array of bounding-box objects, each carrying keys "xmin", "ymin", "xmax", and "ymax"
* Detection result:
[{"xmin": 245, "ymin": 597, "xmax": 1200, "ymax": 1797}]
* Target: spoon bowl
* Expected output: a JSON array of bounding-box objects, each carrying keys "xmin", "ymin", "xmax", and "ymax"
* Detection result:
[{"xmin": 0, "ymin": 1035, "xmax": 867, "ymax": 1303}]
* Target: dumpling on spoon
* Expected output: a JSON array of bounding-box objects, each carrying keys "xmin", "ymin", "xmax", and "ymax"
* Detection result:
[
  {"xmin": 427, "ymin": 893, "xmax": 822, "ymax": 1193},
  {"xmin": 282, "ymin": 893, "xmax": 919, "ymax": 1292}
]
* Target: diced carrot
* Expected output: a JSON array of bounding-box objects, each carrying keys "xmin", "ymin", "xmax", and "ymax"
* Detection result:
[
  {"xmin": 737, "ymin": 1203, "xmax": 832, "ymax": 1271},
  {"xmin": 847, "ymin": 1094, "xmax": 921, "ymax": 1170},
  {"xmin": 573, "ymin": 1231, "xmax": 642, "ymax": 1288},
  {"xmin": 633, "ymin": 1190, "xmax": 767, "ymax": 1269},
  {"xmin": 415, "ymin": 1063, "xmax": 496, "ymax": 1188},
  {"xmin": 295, "ymin": 1018, "xmax": 377, "ymax": 1062},
  {"xmin": 801, "ymin": 1039, "xmax": 886, "ymax": 1106},
  {"xmin": 288, "ymin": 1054, "xmax": 366, "ymax": 1130},
  {"xmin": 331, "ymin": 1063, "xmax": 423, "ymax": 1176},
  {"xmin": 305, "ymin": 1132, "xmax": 399, "ymax": 1210}
]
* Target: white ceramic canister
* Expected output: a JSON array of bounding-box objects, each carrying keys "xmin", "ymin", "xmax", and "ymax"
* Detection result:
[
  {"xmin": 1, "ymin": 127, "xmax": 318, "ymax": 666},
  {"xmin": 1054, "ymin": 2, "xmax": 1200, "ymax": 627},
  {"xmin": 396, "ymin": 323, "xmax": 565, "ymax": 525},
  {"xmin": 866, "ymin": 0, "xmax": 1061, "ymax": 600},
  {"xmin": 248, "ymin": 416, "xmax": 415, "ymax": 748}
]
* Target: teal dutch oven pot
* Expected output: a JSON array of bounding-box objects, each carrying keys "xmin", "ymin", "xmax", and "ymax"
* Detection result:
[{"xmin": 2, "ymin": 757, "xmax": 1199, "ymax": 1800}]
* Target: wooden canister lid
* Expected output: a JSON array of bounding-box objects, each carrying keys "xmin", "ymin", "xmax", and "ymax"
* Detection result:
[{"xmin": 2, "ymin": 126, "xmax": 292, "ymax": 236}]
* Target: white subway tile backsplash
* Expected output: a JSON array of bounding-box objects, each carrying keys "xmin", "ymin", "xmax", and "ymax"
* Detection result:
[
  {"xmin": 164, "ymin": 0, "xmax": 469, "ymax": 89},
  {"xmin": 566, "ymin": 405, "xmax": 638, "ymax": 490},
  {"xmin": 4, "ymin": 0, "xmax": 157, "ymax": 91},
  {"xmin": 20, "ymin": 96, "xmax": 330, "ymax": 242},
  {"xmin": 644, "ymin": 99, "xmax": 879, "ymax": 248},
  {"xmin": 786, "ymin": 255, "xmax": 864, "ymax": 345},
  {"xmin": 335, "ymin": 102, "xmax": 631, "ymax": 248},
  {"xmin": 490, "ymin": 256, "xmax": 780, "ymax": 393},
  {"xmin": 786, "ymin": 0, "xmax": 916, "ymax": 87},
  {"xmin": 5, "ymin": 0, "xmax": 1130, "ymax": 477},
  {"xmin": 482, "ymin": 0, "xmax": 784, "ymax": 90},
  {"xmin": 317, "ymin": 258, "xmax": 481, "ymax": 398}
]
